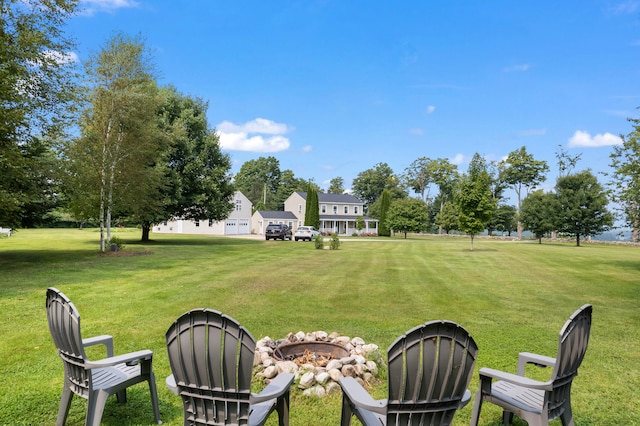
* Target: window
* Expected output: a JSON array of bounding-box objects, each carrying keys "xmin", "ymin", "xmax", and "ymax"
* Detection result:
[
  {"xmin": 298, "ymin": 204, "xmax": 302, "ymax": 213},
  {"xmin": 354, "ymin": 206, "xmax": 359, "ymax": 214},
  {"xmin": 236, "ymin": 199, "xmax": 242, "ymax": 211},
  {"xmin": 344, "ymin": 206, "xmax": 349, "ymax": 214},
  {"xmin": 208, "ymin": 219, "xmax": 213, "ymax": 227},
  {"xmin": 321, "ymin": 205, "xmax": 327, "ymax": 213},
  {"xmin": 195, "ymin": 220, "xmax": 200, "ymax": 227},
  {"xmin": 333, "ymin": 205, "xmax": 337, "ymax": 214}
]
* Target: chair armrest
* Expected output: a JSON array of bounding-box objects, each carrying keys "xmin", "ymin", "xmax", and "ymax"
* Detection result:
[
  {"xmin": 479, "ymin": 367, "xmax": 553, "ymax": 392},
  {"xmin": 338, "ymin": 376, "xmax": 387, "ymax": 415},
  {"xmin": 166, "ymin": 374, "xmax": 179, "ymax": 395},
  {"xmin": 83, "ymin": 335, "xmax": 114, "ymax": 357},
  {"xmin": 250, "ymin": 373, "xmax": 295, "ymax": 404},
  {"xmin": 85, "ymin": 349, "xmax": 153, "ymax": 369},
  {"xmin": 517, "ymin": 352, "xmax": 556, "ymax": 375}
]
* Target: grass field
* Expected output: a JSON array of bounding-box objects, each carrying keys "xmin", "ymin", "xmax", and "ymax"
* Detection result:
[{"xmin": 0, "ymin": 229, "xmax": 638, "ymax": 425}]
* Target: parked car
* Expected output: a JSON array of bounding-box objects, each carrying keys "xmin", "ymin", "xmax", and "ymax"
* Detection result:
[
  {"xmin": 294, "ymin": 225, "xmax": 320, "ymax": 241},
  {"xmin": 265, "ymin": 224, "xmax": 292, "ymax": 240}
]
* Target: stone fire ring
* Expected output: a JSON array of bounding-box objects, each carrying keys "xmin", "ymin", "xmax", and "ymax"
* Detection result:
[{"xmin": 253, "ymin": 330, "xmax": 384, "ymax": 397}]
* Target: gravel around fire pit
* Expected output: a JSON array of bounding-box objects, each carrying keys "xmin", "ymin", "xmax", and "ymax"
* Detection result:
[{"xmin": 254, "ymin": 331, "xmax": 385, "ymax": 397}]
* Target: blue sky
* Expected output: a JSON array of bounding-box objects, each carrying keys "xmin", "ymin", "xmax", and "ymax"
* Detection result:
[{"xmin": 68, "ymin": 1, "xmax": 640, "ymax": 202}]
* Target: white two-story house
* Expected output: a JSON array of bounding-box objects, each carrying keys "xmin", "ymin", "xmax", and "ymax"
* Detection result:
[{"xmin": 284, "ymin": 192, "xmax": 378, "ymax": 236}]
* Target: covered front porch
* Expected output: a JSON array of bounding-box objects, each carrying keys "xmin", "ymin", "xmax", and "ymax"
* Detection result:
[{"xmin": 319, "ymin": 215, "xmax": 378, "ymax": 236}]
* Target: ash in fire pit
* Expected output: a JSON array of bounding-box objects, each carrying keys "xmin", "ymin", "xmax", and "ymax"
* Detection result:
[
  {"xmin": 274, "ymin": 341, "xmax": 350, "ymax": 366},
  {"xmin": 254, "ymin": 331, "xmax": 384, "ymax": 397}
]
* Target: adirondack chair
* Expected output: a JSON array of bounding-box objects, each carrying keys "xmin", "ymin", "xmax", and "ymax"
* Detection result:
[
  {"xmin": 45, "ymin": 287, "xmax": 161, "ymax": 426},
  {"xmin": 470, "ymin": 304, "xmax": 593, "ymax": 426},
  {"xmin": 339, "ymin": 320, "xmax": 479, "ymax": 426},
  {"xmin": 165, "ymin": 308, "xmax": 295, "ymax": 426}
]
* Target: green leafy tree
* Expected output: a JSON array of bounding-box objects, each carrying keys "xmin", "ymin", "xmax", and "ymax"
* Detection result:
[
  {"xmin": 434, "ymin": 200, "xmax": 458, "ymax": 234},
  {"xmin": 454, "ymin": 153, "xmax": 497, "ymax": 250},
  {"xmin": 520, "ymin": 190, "xmax": 559, "ymax": 243},
  {"xmin": 386, "ymin": 198, "xmax": 429, "ymax": 238},
  {"xmin": 430, "ymin": 158, "xmax": 459, "ymax": 234},
  {"xmin": 352, "ymin": 162, "xmax": 405, "ymax": 209},
  {"xmin": 608, "ymin": 118, "xmax": 640, "ymax": 242},
  {"xmin": 489, "ymin": 204, "xmax": 517, "ymax": 237},
  {"xmin": 65, "ymin": 33, "xmax": 159, "ymax": 251},
  {"xmin": 148, "ymin": 86, "xmax": 234, "ymax": 241},
  {"xmin": 274, "ymin": 170, "xmax": 308, "ymax": 210},
  {"xmin": 403, "ymin": 157, "xmax": 432, "ymax": 202},
  {"xmin": 378, "ymin": 189, "xmax": 391, "ymax": 236},
  {"xmin": 234, "ymin": 156, "xmax": 281, "ymax": 209},
  {"xmin": 0, "ymin": 0, "xmax": 78, "ymax": 229},
  {"xmin": 328, "ymin": 177, "xmax": 345, "ymax": 194},
  {"xmin": 556, "ymin": 170, "xmax": 613, "ymax": 246},
  {"xmin": 501, "ymin": 146, "xmax": 549, "ymax": 239},
  {"xmin": 355, "ymin": 215, "xmax": 365, "ymax": 234}
]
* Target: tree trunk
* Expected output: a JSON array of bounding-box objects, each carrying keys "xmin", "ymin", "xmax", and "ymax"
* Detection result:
[
  {"xmin": 576, "ymin": 234, "xmax": 581, "ymax": 247},
  {"xmin": 141, "ymin": 223, "xmax": 151, "ymax": 242},
  {"xmin": 517, "ymin": 220, "xmax": 523, "ymax": 240},
  {"xmin": 538, "ymin": 237, "xmax": 542, "ymax": 244},
  {"xmin": 470, "ymin": 234, "xmax": 475, "ymax": 251}
]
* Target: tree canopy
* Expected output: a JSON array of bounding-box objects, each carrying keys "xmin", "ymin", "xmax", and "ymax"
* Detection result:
[
  {"xmin": 556, "ymin": 170, "xmax": 613, "ymax": 246},
  {"xmin": 0, "ymin": 0, "xmax": 78, "ymax": 229},
  {"xmin": 386, "ymin": 198, "xmax": 429, "ymax": 238},
  {"xmin": 520, "ymin": 190, "xmax": 559, "ymax": 243}
]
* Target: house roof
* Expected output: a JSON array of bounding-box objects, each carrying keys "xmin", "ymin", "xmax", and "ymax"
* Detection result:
[
  {"xmin": 295, "ymin": 191, "xmax": 363, "ymax": 204},
  {"xmin": 254, "ymin": 210, "xmax": 298, "ymax": 220}
]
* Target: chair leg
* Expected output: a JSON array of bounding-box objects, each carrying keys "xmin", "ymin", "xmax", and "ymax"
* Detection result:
[
  {"xmin": 275, "ymin": 391, "xmax": 290, "ymax": 426},
  {"xmin": 560, "ymin": 405, "xmax": 574, "ymax": 426},
  {"xmin": 116, "ymin": 389, "xmax": 127, "ymax": 403},
  {"xmin": 340, "ymin": 394, "xmax": 354, "ymax": 426},
  {"xmin": 470, "ymin": 389, "xmax": 483, "ymax": 426},
  {"xmin": 56, "ymin": 387, "xmax": 73, "ymax": 426},
  {"xmin": 502, "ymin": 411, "xmax": 514, "ymax": 425},
  {"xmin": 86, "ymin": 390, "xmax": 109, "ymax": 426},
  {"xmin": 147, "ymin": 372, "xmax": 162, "ymax": 424}
]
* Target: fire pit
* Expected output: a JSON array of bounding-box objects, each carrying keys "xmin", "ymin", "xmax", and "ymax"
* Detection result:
[
  {"xmin": 273, "ymin": 341, "xmax": 350, "ymax": 366},
  {"xmin": 254, "ymin": 331, "xmax": 384, "ymax": 397}
]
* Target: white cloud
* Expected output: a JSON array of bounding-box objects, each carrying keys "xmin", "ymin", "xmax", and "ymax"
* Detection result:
[
  {"xmin": 217, "ymin": 118, "xmax": 292, "ymax": 152},
  {"xmin": 79, "ymin": 0, "xmax": 138, "ymax": 15},
  {"xmin": 44, "ymin": 50, "xmax": 79, "ymax": 65},
  {"xmin": 610, "ymin": 0, "xmax": 640, "ymax": 14},
  {"xmin": 302, "ymin": 145, "xmax": 312, "ymax": 152},
  {"xmin": 568, "ymin": 130, "xmax": 622, "ymax": 147},
  {"xmin": 450, "ymin": 153, "xmax": 470, "ymax": 165},
  {"xmin": 408, "ymin": 128, "xmax": 424, "ymax": 135},
  {"xmin": 426, "ymin": 105, "xmax": 436, "ymax": 114},
  {"xmin": 504, "ymin": 64, "xmax": 531, "ymax": 72}
]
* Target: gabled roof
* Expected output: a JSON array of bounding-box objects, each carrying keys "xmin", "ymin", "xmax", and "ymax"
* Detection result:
[
  {"xmin": 295, "ymin": 191, "xmax": 363, "ymax": 204},
  {"xmin": 254, "ymin": 210, "xmax": 298, "ymax": 220}
]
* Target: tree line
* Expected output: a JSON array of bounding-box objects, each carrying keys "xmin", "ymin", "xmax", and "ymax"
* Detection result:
[{"xmin": 1, "ymin": 1, "xmax": 639, "ymax": 250}]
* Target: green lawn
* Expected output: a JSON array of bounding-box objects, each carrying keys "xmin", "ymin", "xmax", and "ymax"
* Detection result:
[{"xmin": 1, "ymin": 229, "xmax": 638, "ymax": 425}]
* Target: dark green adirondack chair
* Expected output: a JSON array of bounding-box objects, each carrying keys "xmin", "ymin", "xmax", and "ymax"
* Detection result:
[{"xmin": 339, "ymin": 320, "xmax": 478, "ymax": 426}]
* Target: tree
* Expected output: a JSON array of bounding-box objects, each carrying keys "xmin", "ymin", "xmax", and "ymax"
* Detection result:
[
  {"xmin": 234, "ymin": 156, "xmax": 281, "ymax": 210},
  {"xmin": 453, "ymin": 153, "xmax": 497, "ymax": 250},
  {"xmin": 0, "ymin": 0, "xmax": 79, "ymax": 229},
  {"xmin": 556, "ymin": 145, "xmax": 582, "ymax": 178},
  {"xmin": 608, "ymin": 117, "xmax": 640, "ymax": 242},
  {"xmin": 555, "ymin": 170, "xmax": 613, "ymax": 246},
  {"xmin": 430, "ymin": 158, "xmax": 458, "ymax": 234},
  {"xmin": 434, "ymin": 200, "xmax": 458, "ymax": 234},
  {"xmin": 328, "ymin": 177, "xmax": 345, "ymax": 194},
  {"xmin": 304, "ymin": 185, "xmax": 320, "ymax": 229},
  {"xmin": 501, "ymin": 146, "xmax": 549, "ymax": 239},
  {"xmin": 274, "ymin": 170, "xmax": 308, "ymax": 210},
  {"xmin": 352, "ymin": 162, "xmax": 402, "ymax": 208},
  {"xmin": 378, "ymin": 189, "xmax": 391, "ymax": 236},
  {"xmin": 489, "ymin": 204, "xmax": 517, "ymax": 237},
  {"xmin": 149, "ymin": 86, "xmax": 234, "ymax": 241},
  {"xmin": 520, "ymin": 191, "xmax": 559, "ymax": 243},
  {"xmin": 403, "ymin": 157, "xmax": 432, "ymax": 202},
  {"xmin": 65, "ymin": 33, "xmax": 159, "ymax": 251},
  {"xmin": 386, "ymin": 198, "xmax": 429, "ymax": 238},
  {"xmin": 355, "ymin": 215, "xmax": 365, "ymax": 234}
]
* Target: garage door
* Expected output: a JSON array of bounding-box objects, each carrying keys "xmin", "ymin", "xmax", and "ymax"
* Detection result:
[
  {"xmin": 238, "ymin": 220, "xmax": 249, "ymax": 234},
  {"xmin": 225, "ymin": 219, "xmax": 237, "ymax": 235}
]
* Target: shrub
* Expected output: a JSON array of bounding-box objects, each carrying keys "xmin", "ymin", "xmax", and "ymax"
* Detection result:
[
  {"xmin": 108, "ymin": 236, "xmax": 125, "ymax": 251},
  {"xmin": 329, "ymin": 233, "xmax": 340, "ymax": 250},
  {"xmin": 313, "ymin": 234, "xmax": 324, "ymax": 249}
]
